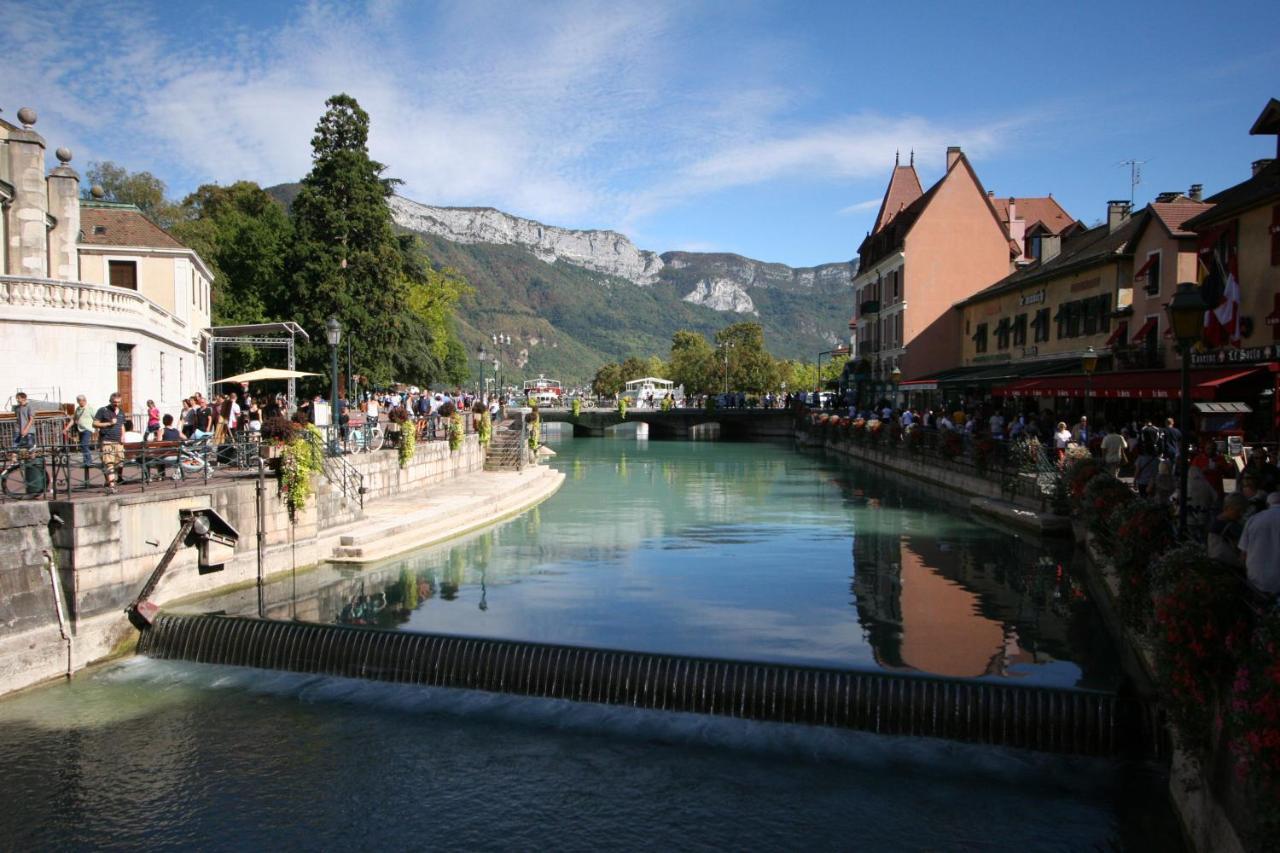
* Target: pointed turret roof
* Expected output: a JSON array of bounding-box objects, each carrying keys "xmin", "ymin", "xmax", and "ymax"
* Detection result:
[{"xmin": 872, "ymin": 162, "xmax": 924, "ymax": 234}]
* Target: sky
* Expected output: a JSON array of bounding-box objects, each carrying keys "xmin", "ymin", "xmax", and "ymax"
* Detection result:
[{"xmin": 5, "ymin": 0, "xmax": 1279, "ymax": 267}]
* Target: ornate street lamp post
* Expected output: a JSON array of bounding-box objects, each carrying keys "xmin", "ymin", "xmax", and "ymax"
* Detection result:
[
  {"xmin": 1168, "ymin": 282, "xmax": 1207, "ymax": 537},
  {"xmin": 890, "ymin": 366, "xmax": 902, "ymax": 409},
  {"xmin": 1081, "ymin": 346, "xmax": 1098, "ymax": 423},
  {"xmin": 477, "ymin": 346, "xmax": 488, "ymax": 398},
  {"xmin": 325, "ymin": 315, "xmax": 342, "ymax": 454}
]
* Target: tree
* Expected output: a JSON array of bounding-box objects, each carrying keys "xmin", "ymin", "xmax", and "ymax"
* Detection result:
[
  {"xmin": 715, "ymin": 322, "xmax": 780, "ymax": 394},
  {"xmin": 84, "ymin": 161, "xmax": 179, "ymax": 226},
  {"xmin": 171, "ymin": 181, "xmax": 292, "ymax": 328},
  {"xmin": 667, "ymin": 330, "xmax": 717, "ymax": 395},
  {"xmin": 591, "ymin": 362, "xmax": 624, "ymax": 397},
  {"xmin": 288, "ymin": 94, "xmax": 413, "ymax": 388}
]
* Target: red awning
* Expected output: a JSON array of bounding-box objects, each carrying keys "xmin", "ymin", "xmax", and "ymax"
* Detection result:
[
  {"xmin": 1129, "ymin": 317, "xmax": 1157, "ymax": 343},
  {"xmin": 1104, "ymin": 320, "xmax": 1127, "ymax": 347},
  {"xmin": 992, "ymin": 367, "xmax": 1266, "ymax": 400},
  {"xmin": 1133, "ymin": 256, "xmax": 1156, "ymax": 280}
]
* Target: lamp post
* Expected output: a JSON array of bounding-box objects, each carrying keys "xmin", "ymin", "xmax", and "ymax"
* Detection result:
[
  {"xmin": 890, "ymin": 366, "xmax": 902, "ymax": 409},
  {"xmin": 1168, "ymin": 281, "xmax": 1207, "ymax": 537},
  {"xmin": 325, "ymin": 315, "xmax": 341, "ymax": 454},
  {"xmin": 1081, "ymin": 346, "xmax": 1098, "ymax": 424},
  {"xmin": 477, "ymin": 346, "xmax": 488, "ymax": 398}
]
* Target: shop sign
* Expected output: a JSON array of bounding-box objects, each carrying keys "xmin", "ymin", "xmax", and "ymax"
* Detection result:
[
  {"xmin": 1019, "ymin": 289, "xmax": 1045, "ymax": 306},
  {"xmin": 1190, "ymin": 344, "xmax": 1278, "ymax": 366}
]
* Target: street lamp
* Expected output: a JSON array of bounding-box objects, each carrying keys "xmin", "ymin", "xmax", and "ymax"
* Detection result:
[
  {"xmin": 325, "ymin": 315, "xmax": 341, "ymax": 454},
  {"xmin": 721, "ymin": 341, "xmax": 733, "ymax": 395},
  {"xmin": 890, "ymin": 366, "xmax": 902, "ymax": 408},
  {"xmin": 1168, "ymin": 281, "xmax": 1207, "ymax": 537},
  {"xmin": 1081, "ymin": 346, "xmax": 1098, "ymax": 422},
  {"xmin": 477, "ymin": 346, "xmax": 488, "ymax": 398}
]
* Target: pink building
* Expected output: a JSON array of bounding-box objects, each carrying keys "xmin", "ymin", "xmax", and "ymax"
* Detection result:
[{"xmin": 848, "ymin": 147, "xmax": 1074, "ymax": 400}]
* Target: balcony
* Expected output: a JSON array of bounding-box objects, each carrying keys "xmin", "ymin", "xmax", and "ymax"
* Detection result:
[
  {"xmin": 859, "ymin": 300, "xmax": 881, "ymax": 316},
  {"xmin": 0, "ymin": 275, "xmax": 195, "ymax": 347},
  {"xmin": 1112, "ymin": 344, "xmax": 1167, "ymax": 370}
]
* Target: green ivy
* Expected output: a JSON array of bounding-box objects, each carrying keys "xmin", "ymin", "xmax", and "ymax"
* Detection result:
[
  {"xmin": 398, "ymin": 421, "xmax": 416, "ymax": 468},
  {"xmin": 447, "ymin": 411, "xmax": 464, "ymax": 452}
]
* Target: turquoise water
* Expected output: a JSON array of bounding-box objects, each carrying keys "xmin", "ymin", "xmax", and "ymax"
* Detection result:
[
  {"xmin": 249, "ymin": 434, "xmax": 1116, "ymax": 688},
  {"xmin": 0, "ymin": 436, "xmax": 1176, "ymax": 849}
]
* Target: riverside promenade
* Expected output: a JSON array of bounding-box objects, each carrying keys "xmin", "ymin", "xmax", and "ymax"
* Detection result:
[{"xmin": 0, "ymin": 435, "xmax": 562, "ymax": 697}]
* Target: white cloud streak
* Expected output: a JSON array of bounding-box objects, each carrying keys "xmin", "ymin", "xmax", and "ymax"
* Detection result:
[{"xmin": 6, "ymin": 0, "xmax": 1028, "ymax": 236}]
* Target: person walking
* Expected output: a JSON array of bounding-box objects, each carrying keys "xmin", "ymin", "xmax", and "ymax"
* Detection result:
[
  {"xmin": 93, "ymin": 392, "xmax": 126, "ymax": 494},
  {"xmin": 1054, "ymin": 421, "xmax": 1071, "ymax": 465},
  {"xmin": 1101, "ymin": 425, "xmax": 1127, "ymax": 477},
  {"xmin": 1133, "ymin": 448, "xmax": 1159, "ymax": 497},
  {"xmin": 1238, "ymin": 492, "xmax": 1280, "ymax": 596},
  {"xmin": 63, "ymin": 394, "xmax": 95, "ymax": 466},
  {"xmin": 11, "ymin": 392, "xmax": 36, "ymax": 451},
  {"xmin": 145, "ymin": 399, "xmax": 161, "ymax": 441}
]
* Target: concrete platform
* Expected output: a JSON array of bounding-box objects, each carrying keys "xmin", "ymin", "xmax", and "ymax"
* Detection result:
[
  {"xmin": 325, "ymin": 464, "xmax": 565, "ymax": 565},
  {"xmin": 968, "ymin": 497, "xmax": 1071, "ymax": 537}
]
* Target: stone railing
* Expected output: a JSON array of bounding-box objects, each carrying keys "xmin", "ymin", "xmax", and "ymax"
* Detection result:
[{"xmin": 0, "ymin": 275, "xmax": 193, "ymax": 344}]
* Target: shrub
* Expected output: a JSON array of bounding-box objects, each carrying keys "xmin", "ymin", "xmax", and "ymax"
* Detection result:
[
  {"xmin": 618, "ymin": 398, "xmax": 627, "ymax": 419},
  {"xmin": 397, "ymin": 420, "xmax": 416, "ymax": 468},
  {"xmin": 388, "ymin": 406, "xmax": 409, "ymax": 424},
  {"xmin": 447, "ymin": 411, "xmax": 464, "ymax": 451},
  {"xmin": 260, "ymin": 415, "xmax": 298, "ymax": 444},
  {"xmin": 1150, "ymin": 545, "xmax": 1253, "ymax": 759},
  {"xmin": 940, "ymin": 430, "xmax": 963, "ymax": 459},
  {"xmin": 1080, "ymin": 473, "xmax": 1135, "ymax": 549},
  {"xmin": 1063, "ymin": 454, "xmax": 1103, "ymax": 512},
  {"xmin": 1109, "ymin": 498, "xmax": 1177, "ymax": 631},
  {"xmin": 571, "ymin": 397, "xmax": 581, "ymax": 417},
  {"xmin": 1227, "ymin": 611, "xmax": 1280, "ymax": 836}
]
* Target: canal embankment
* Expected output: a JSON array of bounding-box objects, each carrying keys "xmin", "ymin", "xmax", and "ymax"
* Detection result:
[{"xmin": 0, "ymin": 436, "xmax": 561, "ymax": 697}]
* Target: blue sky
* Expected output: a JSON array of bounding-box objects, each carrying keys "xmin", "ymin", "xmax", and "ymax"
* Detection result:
[{"xmin": 7, "ymin": 0, "xmax": 1279, "ymax": 267}]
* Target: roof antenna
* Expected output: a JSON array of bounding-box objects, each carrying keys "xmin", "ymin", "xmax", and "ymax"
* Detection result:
[
  {"xmin": 909, "ymin": 149, "xmax": 914, "ymax": 166},
  {"xmin": 1117, "ymin": 159, "xmax": 1146, "ymax": 205},
  {"xmin": 895, "ymin": 149, "xmax": 900, "ymax": 166}
]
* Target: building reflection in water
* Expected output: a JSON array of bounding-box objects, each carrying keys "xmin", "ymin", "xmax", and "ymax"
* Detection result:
[{"xmin": 846, "ymin": 482, "xmax": 1110, "ymax": 686}]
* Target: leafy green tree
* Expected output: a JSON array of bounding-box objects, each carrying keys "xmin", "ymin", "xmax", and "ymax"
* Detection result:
[
  {"xmin": 782, "ymin": 354, "xmax": 848, "ymax": 392},
  {"xmin": 591, "ymin": 362, "xmax": 624, "ymax": 397},
  {"xmin": 667, "ymin": 330, "xmax": 717, "ymax": 395},
  {"xmin": 288, "ymin": 94, "xmax": 413, "ymax": 387},
  {"xmin": 715, "ymin": 322, "xmax": 779, "ymax": 394},
  {"xmin": 171, "ymin": 181, "xmax": 292, "ymax": 327},
  {"xmin": 83, "ymin": 161, "xmax": 179, "ymax": 226}
]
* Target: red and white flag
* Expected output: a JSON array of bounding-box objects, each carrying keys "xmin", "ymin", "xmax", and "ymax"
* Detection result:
[{"xmin": 1198, "ymin": 223, "xmax": 1241, "ymax": 348}]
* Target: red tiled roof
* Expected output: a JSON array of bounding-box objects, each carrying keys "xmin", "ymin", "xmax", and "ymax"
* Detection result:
[
  {"xmin": 1149, "ymin": 200, "xmax": 1214, "ymax": 238},
  {"xmin": 873, "ymin": 165, "xmax": 924, "ymax": 234},
  {"xmin": 989, "ymin": 196, "xmax": 1075, "ymax": 236},
  {"xmin": 79, "ymin": 205, "xmax": 186, "ymax": 250}
]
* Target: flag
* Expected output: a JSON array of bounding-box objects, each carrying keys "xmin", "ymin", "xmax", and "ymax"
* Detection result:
[{"xmin": 1197, "ymin": 222, "xmax": 1241, "ymax": 348}]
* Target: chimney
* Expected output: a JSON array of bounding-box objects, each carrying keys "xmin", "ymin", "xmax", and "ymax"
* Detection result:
[
  {"xmin": 4, "ymin": 106, "xmax": 49, "ymax": 277},
  {"xmin": 1155, "ymin": 191, "xmax": 1180, "ymax": 203},
  {"xmin": 1253, "ymin": 158, "xmax": 1275, "ymax": 177},
  {"xmin": 1188, "ymin": 183, "xmax": 1203, "ymax": 202},
  {"xmin": 1039, "ymin": 233, "xmax": 1062, "ymax": 263},
  {"xmin": 1107, "ymin": 200, "xmax": 1131, "ymax": 233},
  {"xmin": 946, "ymin": 146, "xmax": 962, "ymax": 170},
  {"xmin": 46, "ymin": 147, "xmax": 81, "ymax": 282},
  {"xmin": 1007, "ymin": 197, "xmax": 1017, "ymax": 222}
]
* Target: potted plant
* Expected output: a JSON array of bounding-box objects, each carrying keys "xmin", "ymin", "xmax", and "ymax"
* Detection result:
[{"xmin": 259, "ymin": 415, "xmax": 298, "ymax": 460}]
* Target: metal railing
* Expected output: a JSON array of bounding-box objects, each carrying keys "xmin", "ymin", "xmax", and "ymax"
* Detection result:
[{"xmin": 305, "ymin": 427, "xmax": 366, "ymax": 510}]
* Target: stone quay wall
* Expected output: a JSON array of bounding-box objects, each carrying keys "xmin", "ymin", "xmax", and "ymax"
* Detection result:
[{"xmin": 0, "ymin": 436, "xmax": 484, "ymax": 696}]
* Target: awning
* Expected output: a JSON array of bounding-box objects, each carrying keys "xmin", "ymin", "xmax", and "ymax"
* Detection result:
[
  {"xmin": 993, "ymin": 367, "xmax": 1266, "ymax": 400},
  {"xmin": 1129, "ymin": 317, "xmax": 1157, "ymax": 343},
  {"xmin": 1194, "ymin": 402, "xmax": 1252, "ymax": 413},
  {"xmin": 899, "ymin": 380, "xmax": 937, "ymax": 391},
  {"xmin": 1133, "ymin": 256, "xmax": 1156, "ymax": 280},
  {"xmin": 1104, "ymin": 320, "xmax": 1128, "ymax": 347}
]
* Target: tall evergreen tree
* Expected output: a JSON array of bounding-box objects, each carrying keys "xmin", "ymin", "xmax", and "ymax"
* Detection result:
[{"xmin": 289, "ymin": 94, "xmax": 410, "ymax": 387}]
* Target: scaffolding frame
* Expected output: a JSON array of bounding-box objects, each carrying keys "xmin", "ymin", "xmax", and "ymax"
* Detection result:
[{"xmin": 206, "ymin": 322, "xmax": 311, "ymax": 408}]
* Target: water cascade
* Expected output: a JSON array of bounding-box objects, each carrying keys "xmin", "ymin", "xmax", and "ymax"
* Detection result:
[{"xmin": 138, "ymin": 614, "xmax": 1162, "ymax": 758}]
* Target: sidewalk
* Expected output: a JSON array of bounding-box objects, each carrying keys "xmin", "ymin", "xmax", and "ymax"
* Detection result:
[{"xmin": 321, "ymin": 464, "xmax": 565, "ymax": 565}]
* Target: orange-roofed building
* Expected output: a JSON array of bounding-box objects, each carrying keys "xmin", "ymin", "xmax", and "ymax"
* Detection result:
[{"xmin": 846, "ymin": 147, "xmax": 1075, "ymax": 405}]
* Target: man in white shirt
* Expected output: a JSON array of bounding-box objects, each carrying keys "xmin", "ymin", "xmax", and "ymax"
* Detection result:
[
  {"xmin": 900, "ymin": 409, "xmax": 913, "ymax": 428},
  {"xmin": 1239, "ymin": 492, "xmax": 1280, "ymax": 595}
]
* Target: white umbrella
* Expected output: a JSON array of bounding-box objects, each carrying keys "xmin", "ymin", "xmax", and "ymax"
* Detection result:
[{"xmin": 214, "ymin": 367, "xmax": 320, "ymax": 384}]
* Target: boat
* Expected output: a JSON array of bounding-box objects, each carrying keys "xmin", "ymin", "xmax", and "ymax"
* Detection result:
[{"xmin": 523, "ymin": 375, "xmax": 564, "ymax": 407}]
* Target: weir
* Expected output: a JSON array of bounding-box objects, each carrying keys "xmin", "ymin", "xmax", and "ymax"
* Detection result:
[{"xmin": 138, "ymin": 614, "xmax": 1163, "ymax": 759}]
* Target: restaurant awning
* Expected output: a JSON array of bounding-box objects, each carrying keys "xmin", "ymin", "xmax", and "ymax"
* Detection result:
[
  {"xmin": 1104, "ymin": 320, "xmax": 1127, "ymax": 347},
  {"xmin": 1133, "ymin": 255, "xmax": 1156, "ymax": 281},
  {"xmin": 1194, "ymin": 402, "xmax": 1252, "ymax": 413},
  {"xmin": 993, "ymin": 367, "xmax": 1265, "ymax": 400},
  {"xmin": 1129, "ymin": 317, "xmax": 1157, "ymax": 344}
]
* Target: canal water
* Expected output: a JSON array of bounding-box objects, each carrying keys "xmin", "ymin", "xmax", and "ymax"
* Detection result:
[{"xmin": 0, "ymin": 434, "xmax": 1181, "ymax": 849}]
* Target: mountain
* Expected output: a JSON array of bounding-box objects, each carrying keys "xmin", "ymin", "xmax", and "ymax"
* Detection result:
[{"xmin": 266, "ymin": 184, "xmax": 855, "ymax": 384}]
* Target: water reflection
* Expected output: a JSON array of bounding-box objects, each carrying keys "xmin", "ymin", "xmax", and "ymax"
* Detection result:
[{"xmin": 172, "ymin": 437, "xmax": 1117, "ymax": 688}]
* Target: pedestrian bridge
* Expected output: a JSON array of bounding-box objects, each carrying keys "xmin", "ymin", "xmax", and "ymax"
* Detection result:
[{"xmin": 536, "ymin": 407, "xmax": 795, "ymax": 440}]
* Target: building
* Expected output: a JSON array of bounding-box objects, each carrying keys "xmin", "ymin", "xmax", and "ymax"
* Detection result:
[
  {"xmin": 0, "ymin": 107, "xmax": 212, "ymax": 419},
  {"xmin": 1183, "ymin": 97, "xmax": 1280, "ymax": 435},
  {"xmin": 846, "ymin": 147, "xmax": 1074, "ymax": 405}
]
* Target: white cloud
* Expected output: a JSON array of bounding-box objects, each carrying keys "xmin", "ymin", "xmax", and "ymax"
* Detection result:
[
  {"xmin": 5, "ymin": 0, "xmax": 1031, "ymax": 238},
  {"xmin": 837, "ymin": 198, "xmax": 883, "ymax": 216}
]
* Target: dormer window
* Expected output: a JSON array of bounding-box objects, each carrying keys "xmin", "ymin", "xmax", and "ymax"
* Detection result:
[{"xmin": 1026, "ymin": 234, "xmax": 1042, "ymax": 261}]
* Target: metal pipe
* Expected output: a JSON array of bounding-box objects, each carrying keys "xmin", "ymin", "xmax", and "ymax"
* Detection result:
[{"xmin": 42, "ymin": 549, "xmax": 73, "ymax": 679}]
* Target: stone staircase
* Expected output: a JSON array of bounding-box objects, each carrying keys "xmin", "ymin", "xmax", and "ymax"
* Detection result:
[{"xmin": 484, "ymin": 419, "xmax": 526, "ymax": 472}]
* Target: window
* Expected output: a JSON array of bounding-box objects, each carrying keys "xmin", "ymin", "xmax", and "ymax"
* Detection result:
[
  {"xmin": 973, "ymin": 322, "xmax": 988, "ymax": 354},
  {"xmin": 895, "ymin": 312, "xmax": 903, "ymax": 346},
  {"xmin": 1066, "ymin": 301, "xmax": 1082, "ymax": 338},
  {"xmin": 1012, "ymin": 313, "xmax": 1027, "ymax": 346},
  {"xmin": 1097, "ymin": 293, "xmax": 1112, "ymax": 332},
  {"xmin": 892, "ymin": 269, "xmax": 900, "ymax": 301},
  {"xmin": 1034, "ymin": 308, "xmax": 1051, "ymax": 343},
  {"xmin": 109, "ymin": 260, "xmax": 138, "ymax": 290},
  {"xmin": 995, "ymin": 317, "xmax": 1011, "ymax": 350},
  {"xmin": 1144, "ymin": 252, "xmax": 1162, "ymax": 295},
  {"xmin": 1027, "ymin": 235, "xmax": 1041, "ymax": 261},
  {"xmin": 1083, "ymin": 298, "xmax": 1099, "ymax": 336}
]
